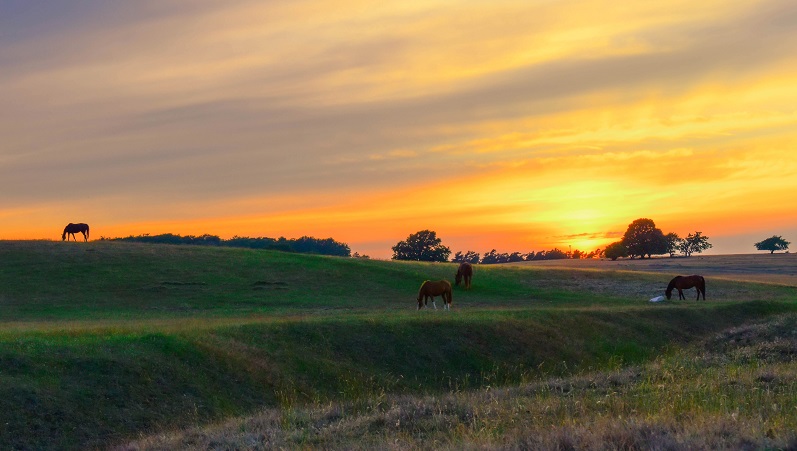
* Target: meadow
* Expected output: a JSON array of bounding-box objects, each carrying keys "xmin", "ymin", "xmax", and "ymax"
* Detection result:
[{"xmin": 0, "ymin": 240, "xmax": 796, "ymax": 449}]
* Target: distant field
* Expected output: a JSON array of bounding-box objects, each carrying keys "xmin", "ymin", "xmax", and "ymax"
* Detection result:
[
  {"xmin": 1, "ymin": 241, "xmax": 795, "ymax": 449},
  {"xmin": 513, "ymin": 253, "xmax": 797, "ymax": 286}
]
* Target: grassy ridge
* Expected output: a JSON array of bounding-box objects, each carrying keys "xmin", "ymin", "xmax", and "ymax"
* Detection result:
[
  {"xmin": 4, "ymin": 304, "xmax": 796, "ymax": 449},
  {"xmin": 129, "ymin": 314, "xmax": 797, "ymax": 450},
  {"xmin": 1, "ymin": 241, "xmax": 796, "ymax": 449}
]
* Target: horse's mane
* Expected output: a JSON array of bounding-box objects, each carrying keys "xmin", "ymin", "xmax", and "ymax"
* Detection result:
[{"xmin": 666, "ymin": 276, "xmax": 679, "ymax": 291}]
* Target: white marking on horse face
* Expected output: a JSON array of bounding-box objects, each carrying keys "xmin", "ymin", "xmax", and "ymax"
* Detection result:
[{"xmin": 433, "ymin": 301, "xmax": 437, "ymax": 310}]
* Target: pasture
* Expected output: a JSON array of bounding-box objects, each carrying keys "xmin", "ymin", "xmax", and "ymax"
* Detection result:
[{"xmin": 0, "ymin": 241, "xmax": 796, "ymax": 449}]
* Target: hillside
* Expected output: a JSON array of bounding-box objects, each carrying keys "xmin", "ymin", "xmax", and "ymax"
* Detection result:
[
  {"xmin": 1, "ymin": 241, "xmax": 795, "ymax": 449},
  {"xmin": 513, "ymin": 253, "xmax": 797, "ymax": 286}
]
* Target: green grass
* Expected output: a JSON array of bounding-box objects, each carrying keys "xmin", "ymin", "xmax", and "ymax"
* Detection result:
[
  {"xmin": 1, "ymin": 241, "xmax": 796, "ymax": 449},
  {"xmin": 126, "ymin": 314, "xmax": 797, "ymax": 450}
]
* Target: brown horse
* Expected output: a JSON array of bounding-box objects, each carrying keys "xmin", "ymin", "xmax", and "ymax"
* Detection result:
[
  {"xmin": 62, "ymin": 223, "xmax": 90, "ymax": 242},
  {"xmin": 665, "ymin": 275, "xmax": 706, "ymax": 300},
  {"xmin": 455, "ymin": 262, "xmax": 473, "ymax": 289},
  {"xmin": 417, "ymin": 280, "xmax": 453, "ymax": 310}
]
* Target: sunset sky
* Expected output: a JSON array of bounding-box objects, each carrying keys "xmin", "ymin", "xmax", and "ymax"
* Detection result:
[{"xmin": 2, "ymin": 0, "xmax": 796, "ymax": 258}]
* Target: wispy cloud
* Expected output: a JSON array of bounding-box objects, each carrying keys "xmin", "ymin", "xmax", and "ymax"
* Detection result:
[{"xmin": 1, "ymin": 0, "xmax": 796, "ymax": 256}]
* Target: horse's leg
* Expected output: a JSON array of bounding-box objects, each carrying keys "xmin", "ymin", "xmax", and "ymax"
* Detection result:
[{"xmin": 678, "ymin": 289, "xmax": 685, "ymax": 300}]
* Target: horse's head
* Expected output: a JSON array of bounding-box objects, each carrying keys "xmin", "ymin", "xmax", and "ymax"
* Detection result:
[
  {"xmin": 455, "ymin": 271, "xmax": 462, "ymax": 286},
  {"xmin": 61, "ymin": 232, "xmax": 66, "ymax": 241},
  {"xmin": 664, "ymin": 288, "xmax": 672, "ymax": 300}
]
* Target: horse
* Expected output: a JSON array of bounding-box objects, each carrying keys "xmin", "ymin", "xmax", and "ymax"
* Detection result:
[
  {"xmin": 62, "ymin": 223, "xmax": 90, "ymax": 242},
  {"xmin": 417, "ymin": 280, "xmax": 453, "ymax": 310},
  {"xmin": 455, "ymin": 262, "xmax": 473, "ymax": 289},
  {"xmin": 665, "ymin": 275, "xmax": 706, "ymax": 301}
]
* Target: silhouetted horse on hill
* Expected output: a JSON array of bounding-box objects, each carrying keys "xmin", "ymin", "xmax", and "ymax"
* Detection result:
[
  {"xmin": 62, "ymin": 223, "xmax": 90, "ymax": 242},
  {"xmin": 665, "ymin": 275, "xmax": 705, "ymax": 301}
]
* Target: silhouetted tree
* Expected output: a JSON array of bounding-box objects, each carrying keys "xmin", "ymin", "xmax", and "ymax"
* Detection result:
[
  {"xmin": 480, "ymin": 249, "xmax": 504, "ymax": 264},
  {"xmin": 507, "ymin": 252, "xmax": 526, "ymax": 262},
  {"xmin": 621, "ymin": 218, "xmax": 668, "ymax": 258},
  {"xmin": 603, "ymin": 241, "xmax": 628, "ymax": 261},
  {"xmin": 585, "ymin": 248, "xmax": 602, "ymax": 259},
  {"xmin": 754, "ymin": 235, "xmax": 790, "ymax": 254},
  {"xmin": 545, "ymin": 248, "xmax": 569, "ymax": 259},
  {"xmin": 392, "ymin": 230, "xmax": 451, "ymax": 262},
  {"xmin": 678, "ymin": 231, "xmax": 712, "ymax": 257},
  {"xmin": 664, "ymin": 232, "xmax": 681, "ymax": 257},
  {"xmin": 452, "ymin": 250, "xmax": 480, "ymax": 264}
]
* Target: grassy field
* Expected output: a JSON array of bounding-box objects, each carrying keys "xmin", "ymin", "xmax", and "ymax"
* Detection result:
[{"xmin": 1, "ymin": 241, "xmax": 796, "ymax": 449}]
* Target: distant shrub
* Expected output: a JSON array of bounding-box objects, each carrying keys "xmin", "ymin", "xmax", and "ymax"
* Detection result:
[{"xmin": 103, "ymin": 233, "xmax": 351, "ymax": 257}]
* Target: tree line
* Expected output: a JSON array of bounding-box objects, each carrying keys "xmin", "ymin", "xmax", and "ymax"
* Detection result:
[
  {"xmin": 391, "ymin": 219, "xmax": 721, "ymax": 264},
  {"xmin": 98, "ymin": 222, "xmax": 790, "ymax": 261},
  {"xmin": 101, "ymin": 233, "xmax": 351, "ymax": 256},
  {"xmin": 392, "ymin": 221, "xmax": 792, "ymax": 264},
  {"xmin": 391, "ymin": 229, "xmax": 601, "ymax": 264},
  {"xmin": 602, "ymin": 218, "xmax": 713, "ymax": 260}
]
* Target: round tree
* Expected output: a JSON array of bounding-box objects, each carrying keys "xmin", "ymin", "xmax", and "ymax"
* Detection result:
[
  {"xmin": 754, "ymin": 235, "xmax": 790, "ymax": 254},
  {"xmin": 621, "ymin": 218, "xmax": 668, "ymax": 259},
  {"xmin": 392, "ymin": 230, "xmax": 451, "ymax": 262},
  {"xmin": 603, "ymin": 241, "xmax": 629, "ymax": 261}
]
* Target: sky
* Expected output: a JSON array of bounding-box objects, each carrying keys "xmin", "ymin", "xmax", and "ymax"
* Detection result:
[{"xmin": 2, "ymin": 0, "xmax": 796, "ymax": 258}]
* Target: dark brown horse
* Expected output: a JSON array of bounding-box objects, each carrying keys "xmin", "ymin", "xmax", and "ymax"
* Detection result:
[
  {"xmin": 417, "ymin": 280, "xmax": 452, "ymax": 310},
  {"xmin": 665, "ymin": 275, "xmax": 705, "ymax": 300},
  {"xmin": 62, "ymin": 223, "xmax": 90, "ymax": 242},
  {"xmin": 455, "ymin": 262, "xmax": 473, "ymax": 289}
]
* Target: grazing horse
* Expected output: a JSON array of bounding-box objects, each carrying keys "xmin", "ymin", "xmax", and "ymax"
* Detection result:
[
  {"xmin": 665, "ymin": 275, "xmax": 706, "ymax": 301},
  {"xmin": 62, "ymin": 223, "xmax": 90, "ymax": 242},
  {"xmin": 455, "ymin": 262, "xmax": 473, "ymax": 289},
  {"xmin": 417, "ymin": 280, "xmax": 453, "ymax": 310}
]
